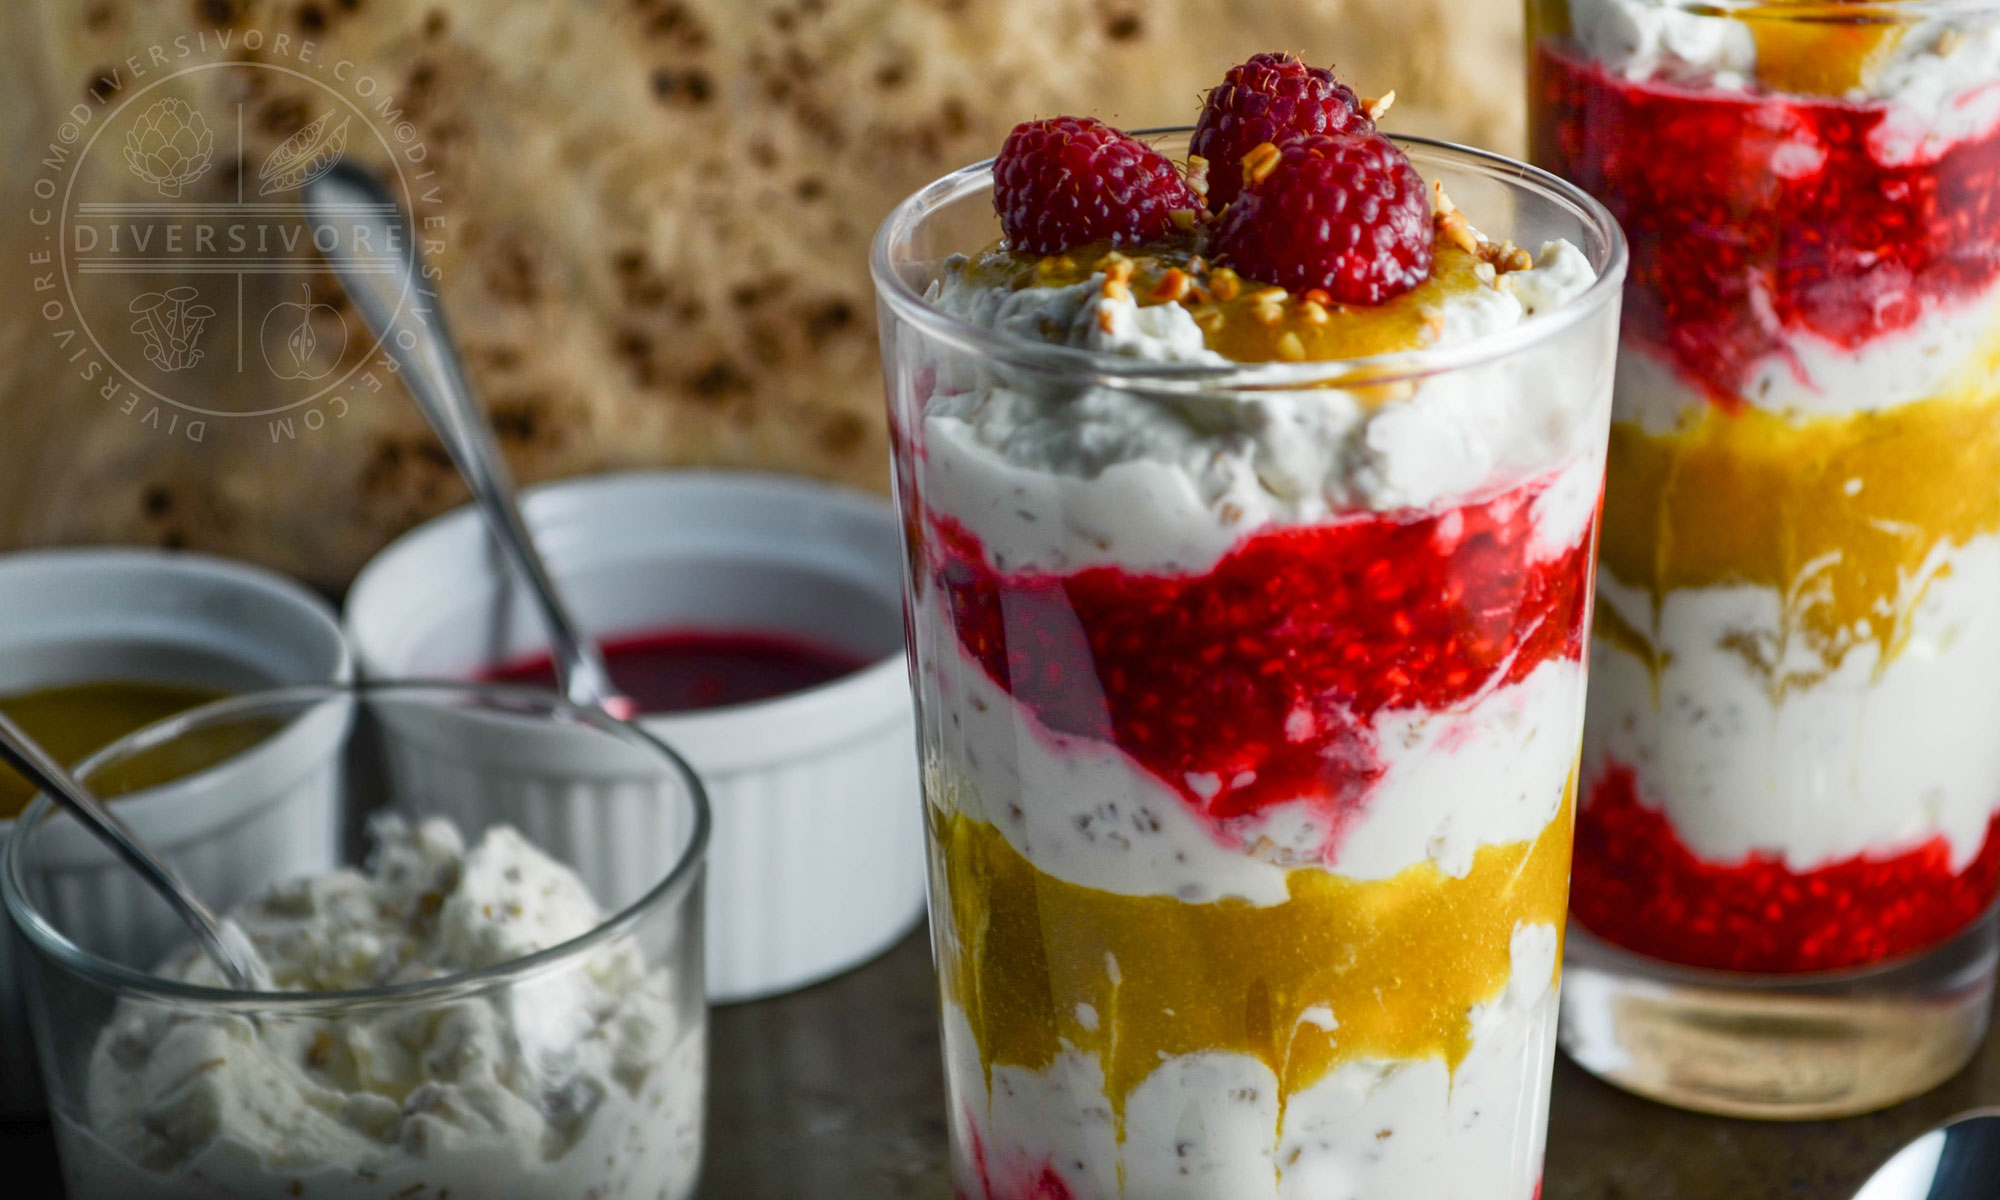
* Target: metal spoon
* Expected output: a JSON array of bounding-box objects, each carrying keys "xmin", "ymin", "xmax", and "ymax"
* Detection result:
[
  {"xmin": 1853, "ymin": 1109, "xmax": 2000, "ymax": 1200},
  {"xmin": 0, "ymin": 710, "xmax": 270, "ymax": 991},
  {"xmin": 304, "ymin": 164, "xmax": 634, "ymax": 719}
]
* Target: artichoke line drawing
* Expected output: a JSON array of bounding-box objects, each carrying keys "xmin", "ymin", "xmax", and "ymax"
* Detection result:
[
  {"xmin": 129, "ymin": 287, "xmax": 216, "ymax": 373},
  {"xmin": 124, "ymin": 99, "xmax": 214, "ymax": 197},
  {"xmin": 259, "ymin": 111, "xmax": 350, "ymax": 196}
]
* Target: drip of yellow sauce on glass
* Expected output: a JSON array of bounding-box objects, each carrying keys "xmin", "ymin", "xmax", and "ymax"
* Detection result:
[
  {"xmin": 0, "ymin": 681, "xmax": 231, "ymax": 819},
  {"xmin": 937, "ymin": 775, "xmax": 1573, "ymax": 1129}
]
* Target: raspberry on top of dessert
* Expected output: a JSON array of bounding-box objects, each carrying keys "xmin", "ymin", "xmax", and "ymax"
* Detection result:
[{"xmin": 966, "ymin": 52, "xmax": 1574, "ymax": 363}]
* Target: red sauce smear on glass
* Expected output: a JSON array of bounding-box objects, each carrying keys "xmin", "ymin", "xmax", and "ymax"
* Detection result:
[
  {"xmin": 1574, "ymin": 763, "xmax": 2000, "ymax": 973},
  {"xmin": 483, "ymin": 630, "xmax": 868, "ymax": 714},
  {"xmin": 932, "ymin": 473, "xmax": 1593, "ymax": 842},
  {"xmin": 1532, "ymin": 42, "xmax": 2000, "ymax": 408},
  {"xmin": 959, "ymin": 1122, "xmax": 1074, "ymax": 1200}
]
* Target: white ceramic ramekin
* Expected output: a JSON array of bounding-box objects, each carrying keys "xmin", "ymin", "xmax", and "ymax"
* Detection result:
[
  {"xmin": 0, "ymin": 548, "xmax": 355, "ymax": 1115},
  {"xmin": 343, "ymin": 470, "xmax": 925, "ymax": 1003}
]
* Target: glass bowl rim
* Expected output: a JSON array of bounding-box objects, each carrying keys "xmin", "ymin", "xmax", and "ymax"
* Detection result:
[
  {"xmin": 0, "ymin": 679, "xmax": 712, "ymax": 1011},
  {"xmin": 868, "ymin": 129, "xmax": 1630, "ymax": 390}
]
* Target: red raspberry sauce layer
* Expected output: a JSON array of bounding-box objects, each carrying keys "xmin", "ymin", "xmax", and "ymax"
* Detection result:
[
  {"xmin": 1574, "ymin": 763, "xmax": 2000, "ymax": 973},
  {"xmin": 1532, "ymin": 42, "xmax": 2000, "ymax": 407},
  {"xmin": 932, "ymin": 474, "xmax": 1593, "ymax": 844}
]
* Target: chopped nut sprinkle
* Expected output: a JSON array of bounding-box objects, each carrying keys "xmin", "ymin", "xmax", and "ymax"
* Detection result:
[
  {"xmin": 1300, "ymin": 300, "xmax": 1330, "ymax": 325},
  {"xmin": 1492, "ymin": 241, "xmax": 1534, "ymax": 273},
  {"xmin": 1473, "ymin": 261, "xmax": 1498, "ymax": 286},
  {"xmin": 1253, "ymin": 301, "xmax": 1285, "ymax": 326},
  {"xmin": 1102, "ymin": 277, "xmax": 1132, "ymax": 303},
  {"xmin": 1102, "ymin": 252, "xmax": 1136, "ymax": 285},
  {"xmin": 1250, "ymin": 286, "xmax": 1288, "ymax": 305},
  {"xmin": 1241, "ymin": 141, "xmax": 1283, "ymax": 188},
  {"xmin": 1433, "ymin": 183, "xmax": 1481, "ymax": 256},
  {"xmin": 1185, "ymin": 154, "xmax": 1211, "ymax": 204},
  {"xmin": 1276, "ymin": 331, "xmax": 1306, "ymax": 361},
  {"xmin": 1939, "ymin": 28, "xmax": 1966, "ymax": 56},
  {"xmin": 1363, "ymin": 90, "xmax": 1397, "ymax": 121},
  {"xmin": 1168, "ymin": 208, "xmax": 1199, "ymax": 231},
  {"xmin": 1208, "ymin": 268, "xmax": 1243, "ymax": 302},
  {"xmin": 1150, "ymin": 268, "xmax": 1192, "ymax": 302},
  {"xmin": 1192, "ymin": 307, "xmax": 1225, "ymax": 333}
]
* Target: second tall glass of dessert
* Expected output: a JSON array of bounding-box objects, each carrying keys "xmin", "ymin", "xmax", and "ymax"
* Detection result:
[
  {"xmin": 1531, "ymin": 0, "xmax": 2000, "ymax": 1117},
  {"xmin": 874, "ymin": 54, "xmax": 1625, "ymax": 1200}
]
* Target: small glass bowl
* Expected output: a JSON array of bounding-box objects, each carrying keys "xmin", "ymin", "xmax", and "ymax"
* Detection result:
[{"xmin": 2, "ymin": 682, "xmax": 709, "ymax": 1200}]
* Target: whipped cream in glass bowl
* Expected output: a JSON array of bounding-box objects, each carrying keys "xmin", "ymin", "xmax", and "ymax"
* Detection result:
[{"xmin": 1, "ymin": 682, "xmax": 709, "ymax": 1200}]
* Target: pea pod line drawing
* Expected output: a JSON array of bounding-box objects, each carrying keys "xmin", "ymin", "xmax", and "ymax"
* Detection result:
[{"xmin": 259, "ymin": 111, "xmax": 350, "ymax": 196}]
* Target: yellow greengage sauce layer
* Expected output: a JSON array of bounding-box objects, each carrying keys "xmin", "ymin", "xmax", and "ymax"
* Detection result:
[
  {"xmin": 935, "ymin": 777, "xmax": 1573, "ymax": 1127},
  {"xmin": 1598, "ymin": 368, "xmax": 2000, "ymax": 692},
  {"xmin": 962, "ymin": 241, "xmax": 1499, "ymax": 364}
]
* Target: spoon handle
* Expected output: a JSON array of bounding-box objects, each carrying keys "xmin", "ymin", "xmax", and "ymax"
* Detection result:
[
  {"xmin": 306, "ymin": 164, "xmax": 623, "ymax": 713},
  {"xmin": 0, "ymin": 710, "xmax": 267, "ymax": 991}
]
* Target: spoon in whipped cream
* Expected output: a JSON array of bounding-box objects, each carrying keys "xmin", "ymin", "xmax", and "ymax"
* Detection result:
[{"xmin": 0, "ymin": 709, "xmax": 271, "ymax": 990}]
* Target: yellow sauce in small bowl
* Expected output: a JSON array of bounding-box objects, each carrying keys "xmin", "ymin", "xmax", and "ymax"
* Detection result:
[{"xmin": 0, "ymin": 681, "xmax": 230, "ymax": 819}]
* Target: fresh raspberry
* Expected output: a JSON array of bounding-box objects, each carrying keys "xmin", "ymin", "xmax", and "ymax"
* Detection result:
[
  {"xmin": 993, "ymin": 116, "xmax": 1201, "ymax": 256},
  {"xmin": 1212, "ymin": 133, "xmax": 1434, "ymax": 304},
  {"xmin": 1191, "ymin": 52, "xmax": 1373, "ymax": 212}
]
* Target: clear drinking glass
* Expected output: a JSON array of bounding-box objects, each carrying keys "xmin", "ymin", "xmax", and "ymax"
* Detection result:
[
  {"xmin": 2, "ymin": 683, "xmax": 709, "ymax": 1199},
  {"xmin": 1530, "ymin": 0, "xmax": 2000, "ymax": 1117},
  {"xmin": 872, "ymin": 132, "xmax": 1625, "ymax": 1199}
]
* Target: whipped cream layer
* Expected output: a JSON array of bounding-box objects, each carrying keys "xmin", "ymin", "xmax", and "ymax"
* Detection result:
[
  {"xmin": 1568, "ymin": 0, "xmax": 2000, "ymax": 148},
  {"xmin": 1586, "ymin": 532, "xmax": 2000, "ymax": 873},
  {"xmin": 944, "ymin": 924, "xmax": 1559, "ymax": 1200},
  {"xmin": 923, "ymin": 594, "xmax": 1583, "ymax": 903},
  {"xmin": 1615, "ymin": 278, "xmax": 2000, "ymax": 427},
  {"xmin": 67, "ymin": 819, "xmax": 702, "ymax": 1200},
  {"xmin": 923, "ymin": 241, "xmax": 1602, "ymax": 576}
]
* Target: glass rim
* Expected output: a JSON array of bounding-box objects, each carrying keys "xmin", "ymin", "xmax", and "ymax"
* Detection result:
[
  {"xmin": 1621, "ymin": 0, "xmax": 1998, "ymax": 20},
  {"xmin": 868, "ymin": 129, "xmax": 1630, "ymax": 390},
  {"xmin": 0, "ymin": 680, "xmax": 712, "ymax": 1010}
]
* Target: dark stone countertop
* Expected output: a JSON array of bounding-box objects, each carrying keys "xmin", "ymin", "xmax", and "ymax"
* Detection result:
[{"xmin": 7, "ymin": 928, "xmax": 1998, "ymax": 1197}]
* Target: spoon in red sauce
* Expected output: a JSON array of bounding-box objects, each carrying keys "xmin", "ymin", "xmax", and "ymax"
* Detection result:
[
  {"xmin": 308, "ymin": 166, "xmax": 635, "ymax": 719},
  {"xmin": 485, "ymin": 630, "xmax": 869, "ymax": 715}
]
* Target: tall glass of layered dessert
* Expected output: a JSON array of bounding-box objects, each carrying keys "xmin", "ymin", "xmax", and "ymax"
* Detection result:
[
  {"xmin": 872, "ymin": 55, "xmax": 1625, "ymax": 1199},
  {"xmin": 1531, "ymin": 0, "xmax": 2000, "ymax": 1117}
]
